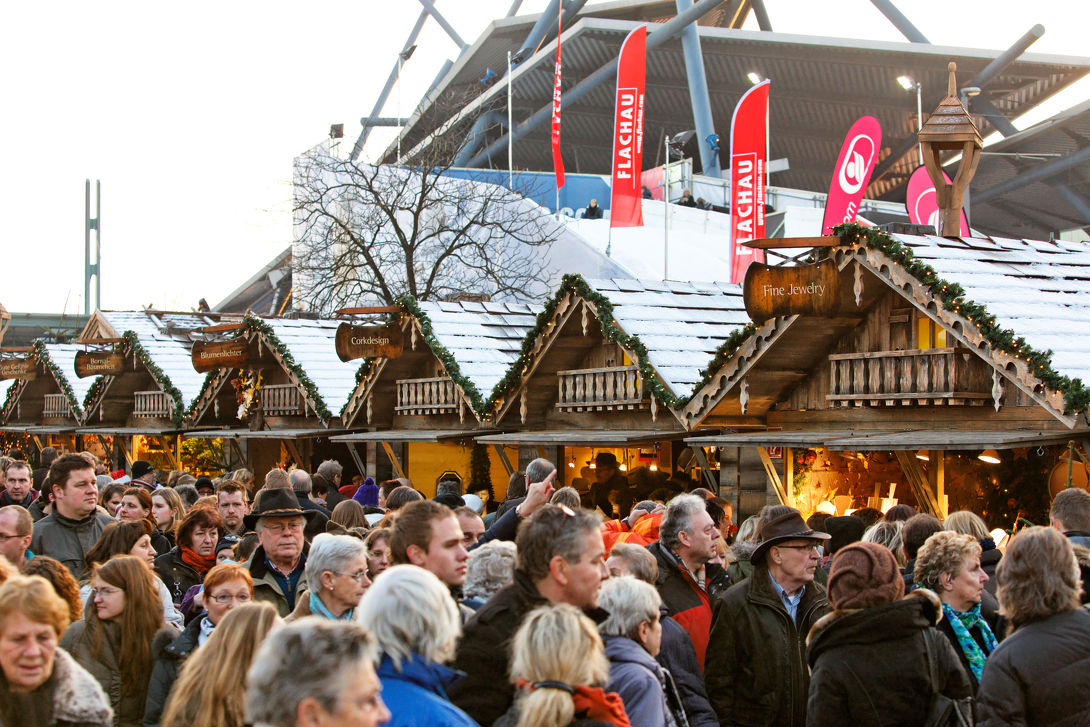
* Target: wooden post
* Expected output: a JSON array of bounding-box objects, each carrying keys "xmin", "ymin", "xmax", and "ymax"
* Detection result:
[
  {"xmin": 928, "ymin": 450, "xmax": 946, "ymax": 519},
  {"xmin": 894, "ymin": 451, "xmax": 941, "ymax": 517},
  {"xmin": 343, "ymin": 442, "xmax": 367, "ymax": 478},
  {"xmin": 718, "ymin": 446, "xmax": 741, "ymax": 525},
  {"xmin": 491, "ymin": 444, "xmax": 515, "ymax": 476},
  {"xmin": 785, "ymin": 447, "xmax": 794, "ymax": 504},
  {"xmin": 380, "ymin": 441, "xmax": 407, "ymax": 480},
  {"xmin": 757, "ymin": 446, "xmax": 790, "ymax": 507},
  {"xmin": 691, "ymin": 447, "xmax": 720, "ymax": 491}
]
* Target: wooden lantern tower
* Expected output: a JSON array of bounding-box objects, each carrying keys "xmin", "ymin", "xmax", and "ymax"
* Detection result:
[{"xmin": 917, "ymin": 62, "xmax": 983, "ymax": 237}]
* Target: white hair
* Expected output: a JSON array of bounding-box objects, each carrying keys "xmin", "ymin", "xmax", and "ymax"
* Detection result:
[
  {"xmin": 357, "ymin": 564, "xmax": 460, "ymax": 670},
  {"xmin": 306, "ymin": 533, "xmax": 367, "ymax": 585},
  {"xmin": 597, "ymin": 576, "xmax": 661, "ymax": 641},
  {"xmin": 659, "ymin": 493, "xmax": 706, "ymax": 552},
  {"xmin": 464, "ymin": 540, "xmax": 517, "ymax": 601},
  {"xmin": 289, "ymin": 469, "xmax": 312, "ymax": 494}
]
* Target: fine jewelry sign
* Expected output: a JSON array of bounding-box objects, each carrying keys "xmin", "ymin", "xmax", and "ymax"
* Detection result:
[{"xmin": 743, "ymin": 259, "xmax": 840, "ymax": 323}]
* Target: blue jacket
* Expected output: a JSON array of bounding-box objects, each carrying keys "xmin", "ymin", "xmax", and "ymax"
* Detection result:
[
  {"xmin": 377, "ymin": 652, "xmax": 480, "ymax": 727},
  {"xmin": 603, "ymin": 635, "xmax": 678, "ymax": 727}
]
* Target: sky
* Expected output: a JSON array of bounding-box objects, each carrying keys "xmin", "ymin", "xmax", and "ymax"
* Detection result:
[{"xmin": 2, "ymin": 0, "xmax": 1088, "ymax": 315}]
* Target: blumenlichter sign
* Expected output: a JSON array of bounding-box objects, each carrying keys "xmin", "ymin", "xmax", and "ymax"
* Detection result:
[
  {"xmin": 335, "ymin": 323, "xmax": 404, "ymax": 362},
  {"xmin": 743, "ymin": 259, "xmax": 840, "ymax": 323},
  {"xmin": 74, "ymin": 350, "xmax": 125, "ymax": 378},
  {"xmin": 191, "ymin": 337, "xmax": 250, "ymax": 373}
]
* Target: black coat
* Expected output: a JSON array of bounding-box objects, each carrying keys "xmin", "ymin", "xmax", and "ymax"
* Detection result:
[
  {"xmin": 805, "ymin": 589, "xmax": 972, "ymax": 727},
  {"xmin": 154, "ymin": 547, "xmax": 202, "ymax": 605},
  {"xmin": 590, "ymin": 472, "xmax": 632, "ymax": 517},
  {"xmin": 449, "ymin": 569, "xmax": 607, "ymax": 727},
  {"xmin": 977, "ymin": 607, "xmax": 1090, "ymax": 727},
  {"xmin": 935, "ymin": 589, "xmax": 1004, "ymax": 694},
  {"xmin": 980, "ymin": 545, "xmax": 1001, "ymax": 597},
  {"xmin": 143, "ymin": 616, "xmax": 202, "ymax": 726},
  {"xmin": 659, "ymin": 613, "xmax": 717, "ymax": 727},
  {"xmin": 150, "ymin": 529, "xmax": 172, "ymax": 557},
  {"xmin": 295, "ymin": 495, "xmax": 330, "ymax": 541},
  {"xmin": 705, "ymin": 563, "xmax": 829, "ymax": 727}
]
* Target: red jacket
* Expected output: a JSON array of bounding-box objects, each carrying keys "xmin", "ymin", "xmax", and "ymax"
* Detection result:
[{"xmin": 646, "ymin": 540, "xmax": 730, "ymax": 670}]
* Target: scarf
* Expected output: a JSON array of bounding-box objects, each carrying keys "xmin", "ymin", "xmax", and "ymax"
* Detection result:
[
  {"xmin": 179, "ymin": 546, "xmax": 216, "ymax": 575},
  {"xmin": 197, "ymin": 616, "xmax": 215, "ymax": 646},
  {"xmin": 309, "ymin": 590, "xmax": 354, "ymax": 621},
  {"xmin": 941, "ymin": 601, "xmax": 998, "ymax": 682},
  {"xmin": 516, "ymin": 679, "xmax": 631, "ymax": 727}
]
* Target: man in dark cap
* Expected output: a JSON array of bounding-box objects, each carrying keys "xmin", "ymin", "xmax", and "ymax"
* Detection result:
[
  {"xmin": 590, "ymin": 452, "xmax": 632, "ymax": 517},
  {"xmin": 131, "ymin": 460, "xmax": 158, "ymax": 492},
  {"xmin": 705, "ymin": 507, "xmax": 830, "ymax": 727}
]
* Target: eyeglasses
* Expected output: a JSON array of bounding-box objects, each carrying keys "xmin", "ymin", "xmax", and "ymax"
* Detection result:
[
  {"xmin": 776, "ymin": 543, "xmax": 823, "ymax": 553},
  {"xmin": 91, "ymin": 586, "xmax": 122, "ymax": 598},
  {"xmin": 335, "ymin": 571, "xmax": 368, "ymax": 583},
  {"xmin": 209, "ymin": 593, "xmax": 252, "ymax": 605},
  {"xmin": 263, "ymin": 522, "xmax": 304, "ymax": 535},
  {"xmin": 0, "ymin": 533, "xmax": 26, "ymax": 543}
]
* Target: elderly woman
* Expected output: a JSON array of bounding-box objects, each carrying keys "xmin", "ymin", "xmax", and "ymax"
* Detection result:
[
  {"xmin": 61, "ymin": 556, "xmax": 176, "ymax": 727},
  {"xmin": 358, "ymin": 564, "xmax": 477, "ymax": 726},
  {"xmin": 976, "ymin": 527, "xmax": 1090, "ymax": 726},
  {"xmin": 286, "ymin": 533, "xmax": 370, "ymax": 621},
  {"xmin": 463, "ymin": 539, "xmax": 517, "ymax": 610},
  {"xmin": 598, "ymin": 576, "xmax": 683, "ymax": 727},
  {"xmin": 914, "ymin": 530, "xmax": 998, "ymax": 692},
  {"xmin": 245, "ymin": 618, "xmax": 390, "ymax": 727},
  {"xmin": 145, "ymin": 562, "xmax": 255, "ymax": 726},
  {"xmin": 155, "ymin": 505, "xmax": 224, "ymax": 604},
  {"xmin": 0, "ymin": 574, "xmax": 113, "ymax": 727},
  {"xmin": 497, "ymin": 603, "xmax": 629, "ymax": 727},
  {"xmin": 945, "ymin": 510, "xmax": 1001, "ymax": 596}
]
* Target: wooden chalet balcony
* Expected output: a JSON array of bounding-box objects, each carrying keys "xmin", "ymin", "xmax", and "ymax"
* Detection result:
[
  {"xmin": 260, "ymin": 384, "xmax": 304, "ymax": 416},
  {"xmin": 134, "ymin": 391, "xmax": 173, "ymax": 418},
  {"xmin": 556, "ymin": 365, "xmax": 645, "ymax": 412},
  {"xmin": 43, "ymin": 394, "xmax": 71, "ymax": 418},
  {"xmin": 827, "ymin": 348, "xmax": 991, "ymax": 407},
  {"xmin": 396, "ymin": 376, "xmax": 459, "ymax": 415}
]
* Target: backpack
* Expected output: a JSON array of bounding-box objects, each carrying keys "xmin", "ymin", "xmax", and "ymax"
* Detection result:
[{"xmin": 921, "ymin": 627, "xmax": 974, "ymax": 727}]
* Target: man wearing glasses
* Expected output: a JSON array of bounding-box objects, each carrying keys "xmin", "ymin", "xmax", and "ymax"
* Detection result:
[
  {"xmin": 705, "ymin": 507, "xmax": 830, "ymax": 727},
  {"xmin": 241, "ymin": 488, "xmax": 317, "ymax": 616}
]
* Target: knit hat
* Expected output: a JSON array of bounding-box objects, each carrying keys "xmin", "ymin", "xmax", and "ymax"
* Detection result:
[
  {"xmin": 827, "ymin": 541, "xmax": 905, "ymax": 610},
  {"xmin": 825, "ymin": 515, "xmax": 866, "ymax": 555},
  {"xmin": 353, "ymin": 480, "xmax": 380, "ymax": 507}
]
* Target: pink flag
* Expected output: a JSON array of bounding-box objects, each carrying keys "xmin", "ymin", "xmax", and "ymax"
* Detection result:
[
  {"xmin": 906, "ymin": 166, "xmax": 970, "ymax": 235},
  {"xmin": 821, "ymin": 116, "xmax": 882, "ymax": 234},
  {"xmin": 609, "ymin": 26, "xmax": 647, "ymax": 228},
  {"xmin": 729, "ymin": 81, "xmax": 769, "ymax": 284},
  {"xmin": 550, "ymin": 5, "xmax": 565, "ymax": 190}
]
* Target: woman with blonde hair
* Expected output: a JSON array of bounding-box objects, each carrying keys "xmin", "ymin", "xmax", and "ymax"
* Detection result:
[
  {"xmin": 160, "ymin": 601, "xmax": 278, "ymax": 727},
  {"xmin": 497, "ymin": 603, "xmax": 630, "ymax": 727},
  {"xmin": 60, "ymin": 555, "xmax": 176, "ymax": 727},
  {"xmin": 862, "ymin": 520, "xmax": 905, "ymax": 567},
  {"xmin": 945, "ymin": 509, "xmax": 1001, "ymax": 595},
  {"xmin": 976, "ymin": 526, "xmax": 1090, "ymax": 725},
  {"xmin": 152, "ymin": 487, "xmax": 186, "ymax": 547}
]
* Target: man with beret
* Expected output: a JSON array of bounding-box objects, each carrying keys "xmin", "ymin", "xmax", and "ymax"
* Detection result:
[{"xmin": 705, "ymin": 507, "xmax": 830, "ymax": 727}]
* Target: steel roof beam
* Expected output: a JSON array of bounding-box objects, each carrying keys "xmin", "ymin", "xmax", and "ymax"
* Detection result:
[
  {"xmin": 868, "ymin": 0, "xmax": 929, "ymax": 44},
  {"xmin": 454, "ymin": 111, "xmax": 509, "ymax": 166},
  {"xmin": 416, "ymin": 0, "xmax": 468, "ymax": 50},
  {"xmin": 751, "ymin": 0, "xmax": 772, "ymax": 31},
  {"xmin": 965, "ymin": 24, "xmax": 1045, "ymax": 92},
  {"xmin": 1052, "ymin": 184, "xmax": 1090, "ymax": 230},
  {"xmin": 466, "ymin": 0, "xmax": 726, "ymax": 169},
  {"xmin": 973, "ymin": 145, "xmax": 1090, "ymax": 204},
  {"xmin": 514, "ymin": 0, "xmax": 562, "ymax": 65},
  {"xmin": 677, "ymin": 0, "xmax": 721, "ymax": 176},
  {"xmin": 970, "ymin": 96, "xmax": 1018, "ymax": 137}
]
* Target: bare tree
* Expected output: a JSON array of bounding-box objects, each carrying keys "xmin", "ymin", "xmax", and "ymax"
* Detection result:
[{"xmin": 292, "ymin": 103, "xmax": 560, "ymax": 311}]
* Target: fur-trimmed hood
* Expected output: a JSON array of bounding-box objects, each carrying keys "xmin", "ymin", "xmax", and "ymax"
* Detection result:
[
  {"xmin": 730, "ymin": 540, "xmax": 758, "ymax": 561},
  {"xmin": 806, "ymin": 588, "xmax": 942, "ymax": 665},
  {"xmin": 52, "ymin": 647, "xmax": 113, "ymax": 726}
]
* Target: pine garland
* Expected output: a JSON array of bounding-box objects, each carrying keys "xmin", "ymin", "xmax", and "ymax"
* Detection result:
[
  {"xmin": 32, "ymin": 341, "xmax": 83, "ymax": 419},
  {"xmin": 835, "ymin": 222, "xmax": 1090, "ymax": 413},
  {"xmin": 119, "ymin": 332, "xmax": 187, "ymax": 427},
  {"xmin": 469, "ymin": 442, "xmax": 493, "ymax": 501},
  {"xmin": 340, "ymin": 359, "xmax": 375, "ymax": 417},
  {"xmin": 186, "ymin": 370, "xmax": 222, "ymax": 420},
  {"xmin": 242, "ymin": 315, "xmax": 334, "ymax": 422},
  {"xmin": 1, "ymin": 380, "xmax": 22, "ymax": 422}
]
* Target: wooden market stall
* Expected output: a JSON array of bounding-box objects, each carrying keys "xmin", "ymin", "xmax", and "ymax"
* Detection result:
[{"xmin": 335, "ymin": 299, "xmax": 538, "ymax": 497}]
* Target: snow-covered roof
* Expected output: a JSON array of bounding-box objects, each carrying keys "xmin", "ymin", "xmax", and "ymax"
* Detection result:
[
  {"xmin": 42, "ymin": 344, "xmax": 95, "ymax": 414},
  {"xmin": 585, "ymin": 278, "xmax": 750, "ymax": 397},
  {"xmin": 261, "ymin": 318, "xmax": 361, "ymax": 417},
  {"xmin": 98, "ymin": 311, "xmax": 208, "ymax": 409},
  {"xmin": 893, "ymin": 233, "xmax": 1090, "ymax": 387},
  {"xmin": 417, "ymin": 300, "xmax": 540, "ymax": 399}
]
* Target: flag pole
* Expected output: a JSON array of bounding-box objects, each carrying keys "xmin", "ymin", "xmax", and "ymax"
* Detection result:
[
  {"xmin": 664, "ymin": 132, "xmax": 670, "ymax": 280},
  {"xmin": 507, "ymin": 50, "xmax": 514, "ymax": 188}
]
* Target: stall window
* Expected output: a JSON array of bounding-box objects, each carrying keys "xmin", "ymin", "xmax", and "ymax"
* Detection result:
[{"xmin": 916, "ymin": 315, "xmax": 947, "ymax": 349}]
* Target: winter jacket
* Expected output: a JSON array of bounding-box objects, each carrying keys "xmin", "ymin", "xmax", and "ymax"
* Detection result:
[
  {"xmin": 591, "ymin": 472, "xmax": 633, "ymax": 517},
  {"xmin": 0, "ymin": 488, "xmax": 37, "ymax": 508},
  {"xmin": 805, "ymin": 589, "xmax": 972, "ymax": 727},
  {"xmin": 376, "ymin": 652, "xmax": 478, "ymax": 727},
  {"xmin": 647, "ymin": 541, "xmax": 730, "ymax": 671},
  {"xmin": 60, "ymin": 620, "xmax": 178, "ymax": 727},
  {"xmin": 28, "ymin": 496, "xmax": 49, "ymax": 522},
  {"xmin": 31, "ymin": 510, "xmax": 115, "ymax": 577},
  {"xmin": 1064, "ymin": 531, "xmax": 1090, "ymax": 603},
  {"xmin": 143, "ymin": 617, "xmax": 203, "ymax": 727},
  {"xmin": 0, "ymin": 647, "xmax": 113, "ymax": 727},
  {"xmin": 935, "ymin": 590, "xmax": 1003, "ymax": 694},
  {"xmin": 705, "ymin": 563, "xmax": 829, "ymax": 727},
  {"xmin": 449, "ymin": 569, "xmax": 607, "ymax": 726},
  {"xmin": 980, "ymin": 543, "xmax": 1002, "ymax": 597},
  {"xmin": 244, "ymin": 544, "xmax": 308, "ymax": 617},
  {"xmin": 977, "ymin": 607, "xmax": 1090, "ymax": 727},
  {"xmin": 494, "ymin": 702, "xmax": 614, "ymax": 727},
  {"xmin": 658, "ymin": 614, "xmax": 717, "ymax": 727},
  {"xmin": 294, "ymin": 495, "xmax": 330, "ymax": 540},
  {"xmin": 603, "ymin": 635, "xmax": 680, "ymax": 727},
  {"xmin": 726, "ymin": 541, "xmax": 756, "ymax": 585},
  {"xmin": 153, "ymin": 547, "xmax": 203, "ymax": 605},
  {"xmin": 149, "ymin": 530, "xmax": 171, "ymax": 557}
]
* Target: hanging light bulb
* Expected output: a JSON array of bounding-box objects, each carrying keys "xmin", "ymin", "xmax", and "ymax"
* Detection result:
[
  {"xmin": 619, "ymin": 463, "xmax": 628, "ymax": 472},
  {"xmin": 978, "ymin": 449, "xmax": 1001, "ymax": 464},
  {"xmin": 649, "ymin": 462, "xmax": 658, "ymax": 472},
  {"xmin": 916, "ymin": 451, "xmax": 929, "ymax": 461}
]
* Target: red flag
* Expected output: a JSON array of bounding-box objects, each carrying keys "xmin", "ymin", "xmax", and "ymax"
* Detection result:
[
  {"xmin": 821, "ymin": 116, "xmax": 882, "ymax": 234},
  {"xmin": 550, "ymin": 5, "xmax": 565, "ymax": 190},
  {"xmin": 906, "ymin": 166, "xmax": 970, "ymax": 235},
  {"xmin": 729, "ymin": 80, "xmax": 769, "ymax": 284},
  {"xmin": 609, "ymin": 26, "xmax": 647, "ymax": 228}
]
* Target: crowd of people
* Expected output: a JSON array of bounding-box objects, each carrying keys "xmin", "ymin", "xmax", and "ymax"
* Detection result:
[{"xmin": 1, "ymin": 446, "xmax": 1089, "ymax": 727}]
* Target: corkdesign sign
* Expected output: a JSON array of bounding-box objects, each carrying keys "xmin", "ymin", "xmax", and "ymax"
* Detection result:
[{"xmin": 335, "ymin": 323, "xmax": 404, "ymax": 362}]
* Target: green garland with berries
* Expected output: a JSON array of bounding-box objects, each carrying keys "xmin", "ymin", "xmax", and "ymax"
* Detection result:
[
  {"xmin": 835, "ymin": 222, "xmax": 1090, "ymax": 413},
  {"xmin": 32, "ymin": 341, "xmax": 83, "ymax": 419},
  {"xmin": 242, "ymin": 314, "xmax": 334, "ymax": 422},
  {"xmin": 118, "ymin": 332, "xmax": 187, "ymax": 427}
]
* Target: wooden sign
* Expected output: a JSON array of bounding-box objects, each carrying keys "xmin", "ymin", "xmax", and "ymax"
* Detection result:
[
  {"xmin": 743, "ymin": 259, "xmax": 840, "ymax": 323},
  {"xmin": 335, "ymin": 323, "xmax": 404, "ymax": 362},
  {"xmin": 74, "ymin": 350, "xmax": 125, "ymax": 378},
  {"xmin": 191, "ymin": 337, "xmax": 250, "ymax": 373},
  {"xmin": 0, "ymin": 358, "xmax": 37, "ymax": 381}
]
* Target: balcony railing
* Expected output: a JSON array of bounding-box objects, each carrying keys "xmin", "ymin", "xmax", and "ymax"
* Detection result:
[
  {"xmin": 43, "ymin": 394, "xmax": 71, "ymax": 418},
  {"xmin": 134, "ymin": 390, "xmax": 173, "ymax": 418},
  {"xmin": 396, "ymin": 376, "xmax": 459, "ymax": 415},
  {"xmin": 260, "ymin": 384, "xmax": 304, "ymax": 416},
  {"xmin": 827, "ymin": 348, "xmax": 991, "ymax": 407},
  {"xmin": 556, "ymin": 365, "xmax": 645, "ymax": 412}
]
